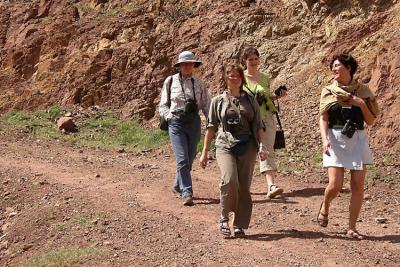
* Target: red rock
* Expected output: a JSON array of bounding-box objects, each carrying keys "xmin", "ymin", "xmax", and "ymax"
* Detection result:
[{"xmin": 57, "ymin": 116, "xmax": 76, "ymax": 132}]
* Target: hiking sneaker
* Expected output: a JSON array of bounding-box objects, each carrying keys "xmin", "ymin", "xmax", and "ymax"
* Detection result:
[
  {"xmin": 182, "ymin": 196, "xmax": 194, "ymax": 206},
  {"xmin": 267, "ymin": 184, "xmax": 284, "ymax": 199}
]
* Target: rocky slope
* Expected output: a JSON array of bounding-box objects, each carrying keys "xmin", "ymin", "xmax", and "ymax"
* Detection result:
[{"xmin": 0, "ymin": 0, "xmax": 399, "ymax": 152}]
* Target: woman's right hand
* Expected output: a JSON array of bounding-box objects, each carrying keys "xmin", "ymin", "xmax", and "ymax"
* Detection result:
[
  {"xmin": 323, "ymin": 139, "xmax": 331, "ymax": 156},
  {"xmin": 199, "ymin": 151, "xmax": 208, "ymax": 169}
]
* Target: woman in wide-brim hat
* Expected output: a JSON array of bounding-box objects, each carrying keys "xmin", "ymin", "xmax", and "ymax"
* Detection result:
[{"xmin": 159, "ymin": 51, "xmax": 211, "ymax": 206}]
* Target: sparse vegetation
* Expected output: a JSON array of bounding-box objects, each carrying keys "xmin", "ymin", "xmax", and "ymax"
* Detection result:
[
  {"xmin": 161, "ymin": 4, "xmax": 196, "ymax": 23},
  {"xmin": 365, "ymin": 165, "xmax": 395, "ymax": 187},
  {"xmin": 0, "ymin": 109, "xmax": 169, "ymax": 152},
  {"xmin": 52, "ymin": 222, "xmax": 67, "ymax": 231},
  {"xmin": 100, "ymin": 3, "xmax": 120, "ymax": 17},
  {"xmin": 70, "ymin": 2, "xmax": 94, "ymax": 14},
  {"xmin": 74, "ymin": 215, "xmax": 99, "ymax": 228},
  {"xmin": 47, "ymin": 106, "xmax": 62, "ymax": 121},
  {"xmin": 17, "ymin": 247, "xmax": 106, "ymax": 267},
  {"xmin": 3, "ymin": 109, "xmax": 62, "ymax": 139}
]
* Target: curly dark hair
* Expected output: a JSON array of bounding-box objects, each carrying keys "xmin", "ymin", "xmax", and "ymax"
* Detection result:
[{"xmin": 330, "ymin": 54, "xmax": 358, "ymax": 79}]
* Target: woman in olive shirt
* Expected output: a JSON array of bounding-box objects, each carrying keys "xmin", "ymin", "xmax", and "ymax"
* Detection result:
[{"xmin": 199, "ymin": 63, "xmax": 267, "ymax": 237}]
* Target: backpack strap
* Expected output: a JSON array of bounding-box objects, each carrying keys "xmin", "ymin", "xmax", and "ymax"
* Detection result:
[{"xmin": 166, "ymin": 76, "xmax": 173, "ymax": 108}]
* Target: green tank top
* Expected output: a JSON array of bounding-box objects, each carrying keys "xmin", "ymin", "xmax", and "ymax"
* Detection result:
[{"xmin": 244, "ymin": 72, "xmax": 276, "ymax": 116}]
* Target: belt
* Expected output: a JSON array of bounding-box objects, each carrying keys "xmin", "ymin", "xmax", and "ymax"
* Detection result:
[{"xmin": 329, "ymin": 124, "xmax": 364, "ymax": 130}]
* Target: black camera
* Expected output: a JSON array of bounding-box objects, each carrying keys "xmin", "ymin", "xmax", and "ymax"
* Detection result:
[
  {"xmin": 341, "ymin": 120, "xmax": 357, "ymax": 138},
  {"xmin": 274, "ymin": 85, "xmax": 287, "ymax": 97},
  {"xmin": 184, "ymin": 99, "xmax": 198, "ymax": 114},
  {"xmin": 255, "ymin": 92, "xmax": 267, "ymax": 106}
]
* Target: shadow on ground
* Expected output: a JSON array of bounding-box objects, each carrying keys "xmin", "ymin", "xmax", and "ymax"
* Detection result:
[{"xmin": 243, "ymin": 229, "xmax": 400, "ymax": 243}]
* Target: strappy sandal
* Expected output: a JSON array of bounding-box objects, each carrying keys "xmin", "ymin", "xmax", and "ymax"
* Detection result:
[
  {"xmin": 234, "ymin": 227, "xmax": 245, "ymax": 237},
  {"xmin": 219, "ymin": 219, "xmax": 231, "ymax": 237},
  {"xmin": 317, "ymin": 201, "xmax": 329, "ymax": 227},
  {"xmin": 346, "ymin": 229, "xmax": 364, "ymax": 240}
]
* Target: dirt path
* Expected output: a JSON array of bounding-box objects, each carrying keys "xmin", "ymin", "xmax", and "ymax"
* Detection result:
[{"xmin": 0, "ymin": 138, "xmax": 399, "ymax": 266}]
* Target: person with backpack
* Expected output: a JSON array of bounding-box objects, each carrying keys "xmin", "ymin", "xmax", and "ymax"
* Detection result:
[
  {"xmin": 241, "ymin": 47, "xmax": 288, "ymax": 199},
  {"xmin": 199, "ymin": 63, "xmax": 267, "ymax": 237},
  {"xmin": 159, "ymin": 51, "xmax": 211, "ymax": 206}
]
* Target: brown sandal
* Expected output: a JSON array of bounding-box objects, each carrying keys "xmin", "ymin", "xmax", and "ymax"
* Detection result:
[
  {"xmin": 219, "ymin": 219, "xmax": 231, "ymax": 237},
  {"xmin": 317, "ymin": 202, "xmax": 329, "ymax": 227}
]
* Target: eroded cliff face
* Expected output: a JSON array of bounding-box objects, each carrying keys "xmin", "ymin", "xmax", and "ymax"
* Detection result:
[{"xmin": 0, "ymin": 0, "xmax": 399, "ymax": 151}]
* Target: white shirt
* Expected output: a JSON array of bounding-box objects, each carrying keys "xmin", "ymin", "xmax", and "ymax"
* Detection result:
[{"xmin": 159, "ymin": 73, "xmax": 210, "ymax": 120}]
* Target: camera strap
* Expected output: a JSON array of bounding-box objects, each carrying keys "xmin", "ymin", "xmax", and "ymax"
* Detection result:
[
  {"xmin": 243, "ymin": 83, "xmax": 255, "ymax": 97},
  {"xmin": 178, "ymin": 74, "xmax": 196, "ymax": 104},
  {"xmin": 274, "ymin": 98, "xmax": 283, "ymax": 130}
]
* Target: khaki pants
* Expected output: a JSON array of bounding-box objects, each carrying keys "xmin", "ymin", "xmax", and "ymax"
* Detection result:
[
  {"xmin": 216, "ymin": 143, "xmax": 257, "ymax": 229},
  {"xmin": 260, "ymin": 112, "xmax": 277, "ymax": 172}
]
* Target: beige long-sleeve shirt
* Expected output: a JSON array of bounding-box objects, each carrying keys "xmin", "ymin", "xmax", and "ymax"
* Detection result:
[{"xmin": 159, "ymin": 73, "xmax": 211, "ymax": 120}]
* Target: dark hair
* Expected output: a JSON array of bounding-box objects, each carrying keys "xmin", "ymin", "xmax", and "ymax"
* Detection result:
[
  {"xmin": 241, "ymin": 47, "xmax": 260, "ymax": 66},
  {"xmin": 222, "ymin": 63, "xmax": 247, "ymax": 90},
  {"xmin": 330, "ymin": 54, "xmax": 358, "ymax": 79}
]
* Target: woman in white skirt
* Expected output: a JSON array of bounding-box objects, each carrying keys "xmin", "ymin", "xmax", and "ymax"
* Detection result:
[{"xmin": 318, "ymin": 54, "xmax": 380, "ymax": 239}]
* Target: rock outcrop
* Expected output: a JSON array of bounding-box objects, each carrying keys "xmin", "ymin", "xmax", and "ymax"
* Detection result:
[{"xmin": 0, "ymin": 0, "xmax": 399, "ymax": 151}]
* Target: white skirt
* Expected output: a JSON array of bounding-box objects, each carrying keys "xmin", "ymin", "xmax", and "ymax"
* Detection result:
[{"xmin": 323, "ymin": 129, "xmax": 373, "ymax": 170}]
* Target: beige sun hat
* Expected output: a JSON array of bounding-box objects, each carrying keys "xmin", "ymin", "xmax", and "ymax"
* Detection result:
[{"xmin": 174, "ymin": 51, "xmax": 202, "ymax": 68}]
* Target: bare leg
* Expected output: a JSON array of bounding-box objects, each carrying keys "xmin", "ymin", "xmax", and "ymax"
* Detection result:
[
  {"xmin": 265, "ymin": 170, "xmax": 276, "ymax": 188},
  {"xmin": 320, "ymin": 167, "xmax": 344, "ymax": 217},
  {"xmin": 348, "ymin": 166, "xmax": 366, "ymax": 233}
]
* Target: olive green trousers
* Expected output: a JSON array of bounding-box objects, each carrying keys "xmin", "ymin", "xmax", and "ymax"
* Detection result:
[{"xmin": 216, "ymin": 143, "xmax": 257, "ymax": 229}]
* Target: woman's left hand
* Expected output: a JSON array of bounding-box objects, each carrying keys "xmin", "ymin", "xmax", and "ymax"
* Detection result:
[{"xmin": 258, "ymin": 146, "xmax": 268, "ymax": 161}]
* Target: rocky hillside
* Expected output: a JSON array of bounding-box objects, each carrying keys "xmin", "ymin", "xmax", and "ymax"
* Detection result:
[{"xmin": 0, "ymin": 0, "xmax": 399, "ymax": 152}]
